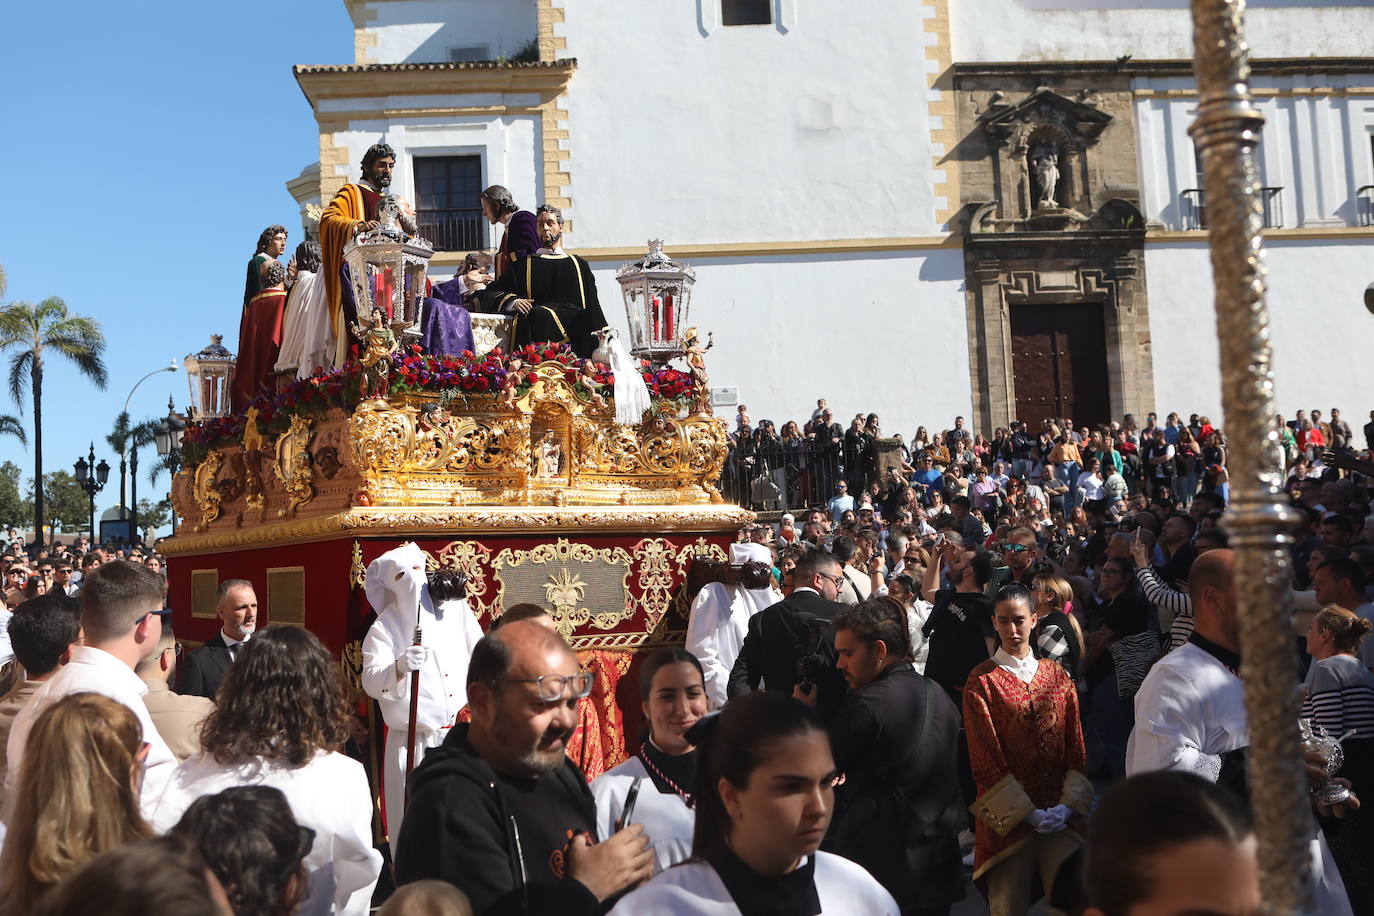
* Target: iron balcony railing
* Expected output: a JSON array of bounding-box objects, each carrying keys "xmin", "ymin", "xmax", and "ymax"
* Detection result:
[
  {"xmin": 1357, "ymin": 186, "xmax": 1374, "ymax": 228},
  {"xmin": 1180, "ymin": 186, "xmax": 1283, "ymax": 231},
  {"xmin": 415, "ymin": 208, "xmax": 487, "ymax": 252}
]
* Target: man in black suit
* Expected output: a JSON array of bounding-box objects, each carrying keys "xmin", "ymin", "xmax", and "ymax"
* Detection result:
[
  {"xmin": 178, "ymin": 578, "xmax": 257, "ymax": 700},
  {"xmin": 727, "ymin": 549, "xmax": 847, "ymax": 720}
]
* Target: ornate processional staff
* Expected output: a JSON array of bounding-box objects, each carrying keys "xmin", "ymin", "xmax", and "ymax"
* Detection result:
[{"xmin": 1188, "ymin": 1, "xmax": 1314, "ymax": 911}]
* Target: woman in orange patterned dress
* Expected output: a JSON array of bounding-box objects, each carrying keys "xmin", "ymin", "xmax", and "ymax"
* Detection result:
[{"xmin": 963, "ymin": 584, "xmax": 1092, "ymax": 916}]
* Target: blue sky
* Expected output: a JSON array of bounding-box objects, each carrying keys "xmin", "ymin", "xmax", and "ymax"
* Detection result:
[{"xmin": 0, "ymin": 1, "xmax": 353, "ymax": 529}]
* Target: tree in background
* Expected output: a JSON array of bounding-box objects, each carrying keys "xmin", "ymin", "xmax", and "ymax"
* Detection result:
[
  {"xmin": 40, "ymin": 470, "xmax": 89, "ymax": 537},
  {"xmin": 135, "ymin": 496, "xmax": 172, "ymax": 542},
  {"xmin": 0, "ymin": 461, "xmax": 25, "ymax": 529},
  {"xmin": 0, "ymin": 297, "xmax": 108, "ymax": 548}
]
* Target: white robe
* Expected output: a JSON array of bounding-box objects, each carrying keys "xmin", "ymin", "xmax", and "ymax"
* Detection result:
[
  {"xmin": 1128, "ymin": 641, "xmax": 1353, "ymax": 915},
  {"xmin": 686, "ymin": 581, "xmax": 779, "ymax": 708},
  {"xmin": 361, "ymin": 544, "xmax": 485, "ymax": 840},
  {"xmin": 591, "ymin": 756, "xmax": 695, "ymax": 874},
  {"xmin": 150, "ymin": 750, "xmax": 381, "ymax": 916},
  {"xmin": 607, "ymin": 850, "xmax": 899, "ymax": 915},
  {"xmin": 274, "ymin": 270, "xmax": 335, "ymax": 378}
]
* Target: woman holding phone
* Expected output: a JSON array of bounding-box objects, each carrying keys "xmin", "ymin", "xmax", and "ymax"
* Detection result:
[{"xmin": 592, "ymin": 648, "xmax": 707, "ymax": 873}]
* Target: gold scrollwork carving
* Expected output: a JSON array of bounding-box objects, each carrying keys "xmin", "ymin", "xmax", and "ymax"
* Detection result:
[
  {"xmin": 193, "ymin": 450, "xmax": 224, "ymax": 531},
  {"xmin": 493, "ymin": 539, "xmax": 635, "ymax": 639},
  {"xmin": 340, "ymin": 639, "xmax": 365, "ymax": 700},
  {"xmin": 349, "ymin": 540, "xmax": 366, "ymax": 590},
  {"xmin": 275, "ymin": 415, "xmax": 316, "ymax": 518}
]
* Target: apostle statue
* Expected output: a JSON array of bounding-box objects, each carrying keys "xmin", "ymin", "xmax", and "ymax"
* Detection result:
[
  {"xmin": 471, "ymin": 206, "xmax": 610, "ymax": 359},
  {"xmin": 274, "ymin": 241, "xmax": 334, "ymax": 380},
  {"xmin": 350, "ymin": 308, "xmax": 396, "ymax": 400},
  {"xmin": 232, "ymin": 224, "xmax": 289, "ymax": 412},
  {"xmin": 480, "ymin": 184, "xmax": 540, "ymax": 279}
]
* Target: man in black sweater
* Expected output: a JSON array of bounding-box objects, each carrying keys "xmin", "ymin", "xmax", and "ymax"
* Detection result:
[{"xmin": 395, "ymin": 621, "xmax": 652, "ymax": 914}]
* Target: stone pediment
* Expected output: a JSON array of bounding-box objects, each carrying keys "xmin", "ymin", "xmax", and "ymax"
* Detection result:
[{"xmin": 979, "ymin": 88, "xmax": 1113, "ymax": 148}]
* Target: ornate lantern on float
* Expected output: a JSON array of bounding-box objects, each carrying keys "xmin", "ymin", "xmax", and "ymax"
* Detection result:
[
  {"xmin": 343, "ymin": 196, "xmax": 435, "ymax": 341},
  {"xmin": 615, "ymin": 239, "xmax": 696, "ymax": 365},
  {"xmin": 183, "ymin": 335, "xmax": 236, "ymax": 420}
]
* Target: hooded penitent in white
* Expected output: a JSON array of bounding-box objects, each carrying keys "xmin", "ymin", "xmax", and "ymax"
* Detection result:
[
  {"xmin": 361, "ymin": 542, "xmax": 485, "ymax": 838},
  {"xmin": 685, "ymin": 541, "xmax": 781, "ymax": 708}
]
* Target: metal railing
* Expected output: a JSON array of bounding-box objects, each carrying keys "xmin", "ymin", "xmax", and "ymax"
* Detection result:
[
  {"xmin": 416, "ymin": 208, "xmax": 487, "ymax": 252},
  {"xmin": 1180, "ymin": 186, "xmax": 1283, "ymax": 230},
  {"xmin": 720, "ymin": 440, "xmax": 859, "ymax": 513},
  {"xmin": 1357, "ymin": 185, "xmax": 1374, "ymax": 227}
]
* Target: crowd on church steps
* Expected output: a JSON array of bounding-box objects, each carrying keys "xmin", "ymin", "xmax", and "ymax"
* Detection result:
[{"xmin": 0, "ymin": 402, "xmax": 1371, "ymax": 915}]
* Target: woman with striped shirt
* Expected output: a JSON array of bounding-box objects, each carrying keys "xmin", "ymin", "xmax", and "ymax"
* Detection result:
[{"xmin": 1302, "ymin": 605, "xmax": 1374, "ymax": 912}]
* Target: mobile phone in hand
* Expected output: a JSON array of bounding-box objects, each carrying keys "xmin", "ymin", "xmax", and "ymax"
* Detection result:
[{"xmin": 617, "ymin": 776, "xmax": 643, "ymax": 830}]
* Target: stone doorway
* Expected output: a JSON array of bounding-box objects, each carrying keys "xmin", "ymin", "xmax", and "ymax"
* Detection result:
[{"xmin": 1010, "ymin": 303, "xmax": 1110, "ymax": 430}]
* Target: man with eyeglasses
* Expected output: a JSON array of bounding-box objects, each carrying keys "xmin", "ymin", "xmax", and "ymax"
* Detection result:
[
  {"xmin": 5, "ymin": 560, "xmax": 175, "ymax": 818},
  {"xmin": 396, "ymin": 620, "xmax": 653, "ymax": 915},
  {"xmin": 727, "ymin": 549, "xmax": 848, "ymax": 720},
  {"xmin": 3, "ymin": 563, "xmax": 29, "ymax": 609},
  {"xmin": 137, "ymin": 626, "xmax": 212, "ymax": 762}
]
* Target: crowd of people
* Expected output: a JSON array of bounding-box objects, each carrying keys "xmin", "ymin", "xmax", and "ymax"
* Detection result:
[{"xmin": 0, "ymin": 404, "xmax": 1368, "ymax": 914}]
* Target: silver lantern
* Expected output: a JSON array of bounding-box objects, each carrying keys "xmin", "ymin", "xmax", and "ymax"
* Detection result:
[
  {"xmin": 615, "ymin": 239, "xmax": 696, "ymax": 365},
  {"xmin": 183, "ymin": 335, "xmax": 236, "ymax": 420},
  {"xmin": 343, "ymin": 195, "xmax": 435, "ymax": 341}
]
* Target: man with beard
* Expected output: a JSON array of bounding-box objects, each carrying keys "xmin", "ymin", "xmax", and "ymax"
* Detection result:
[
  {"xmin": 395, "ymin": 620, "xmax": 654, "ymax": 915},
  {"xmin": 479, "ymin": 184, "xmax": 540, "ymax": 279},
  {"xmin": 361, "ymin": 543, "xmax": 485, "ymax": 842},
  {"xmin": 319, "ymin": 143, "xmax": 414, "ymax": 366},
  {"xmin": 472, "ymin": 205, "xmax": 610, "ymax": 359},
  {"xmin": 231, "ymin": 224, "xmax": 288, "ymax": 411}
]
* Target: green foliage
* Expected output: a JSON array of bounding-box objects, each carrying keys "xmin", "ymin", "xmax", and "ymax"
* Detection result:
[
  {"xmin": 0, "ymin": 461, "xmax": 25, "ymax": 528},
  {"xmin": 136, "ymin": 496, "xmax": 172, "ymax": 534},
  {"xmin": 40, "ymin": 470, "xmax": 90, "ymax": 534}
]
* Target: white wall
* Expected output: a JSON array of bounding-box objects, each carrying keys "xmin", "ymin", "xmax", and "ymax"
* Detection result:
[
  {"xmin": 580, "ymin": 247, "xmax": 973, "ymax": 437},
  {"xmin": 557, "ymin": 0, "xmax": 942, "ymax": 246},
  {"xmin": 1135, "ymin": 77, "xmax": 1374, "ymax": 229},
  {"xmin": 1146, "ymin": 239, "xmax": 1374, "ymax": 423},
  {"xmin": 358, "ymin": 0, "xmax": 537, "ymax": 64},
  {"xmin": 954, "ymin": 0, "xmax": 1373, "ymax": 62}
]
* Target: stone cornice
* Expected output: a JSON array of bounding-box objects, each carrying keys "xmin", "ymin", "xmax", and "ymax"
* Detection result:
[
  {"xmin": 954, "ymin": 57, "xmax": 1374, "ymax": 82},
  {"xmin": 293, "ymin": 59, "xmax": 577, "ymax": 107}
]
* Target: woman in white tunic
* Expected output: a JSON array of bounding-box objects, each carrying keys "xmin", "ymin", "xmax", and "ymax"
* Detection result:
[
  {"xmin": 592, "ymin": 648, "xmax": 705, "ymax": 873},
  {"xmin": 274, "ymin": 241, "xmax": 335, "ymax": 379},
  {"xmin": 150, "ymin": 626, "xmax": 381, "ymax": 916},
  {"xmin": 609, "ymin": 691, "xmax": 898, "ymax": 915}
]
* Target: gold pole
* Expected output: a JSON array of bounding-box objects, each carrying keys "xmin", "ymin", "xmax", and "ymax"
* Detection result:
[{"xmin": 1187, "ymin": 1, "xmax": 1313, "ymax": 911}]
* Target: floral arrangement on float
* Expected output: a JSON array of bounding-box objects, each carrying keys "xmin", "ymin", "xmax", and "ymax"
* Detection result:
[{"xmin": 180, "ymin": 343, "xmax": 698, "ymax": 469}]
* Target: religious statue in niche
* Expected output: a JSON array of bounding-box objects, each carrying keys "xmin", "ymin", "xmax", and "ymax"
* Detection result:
[
  {"xmin": 1030, "ymin": 143, "xmax": 1061, "ymax": 209},
  {"xmin": 534, "ymin": 429, "xmax": 563, "ymax": 479},
  {"xmin": 350, "ymin": 308, "xmax": 397, "ymax": 399}
]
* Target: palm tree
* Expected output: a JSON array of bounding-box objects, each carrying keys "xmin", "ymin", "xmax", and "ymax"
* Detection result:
[{"xmin": 0, "ymin": 298, "xmax": 107, "ymax": 547}]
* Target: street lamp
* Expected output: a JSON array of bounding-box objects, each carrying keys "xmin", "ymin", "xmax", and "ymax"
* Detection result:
[
  {"xmin": 120, "ymin": 360, "xmax": 178, "ymax": 547},
  {"xmin": 74, "ymin": 444, "xmax": 110, "ymax": 544},
  {"xmin": 153, "ymin": 396, "xmax": 186, "ymax": 534}
]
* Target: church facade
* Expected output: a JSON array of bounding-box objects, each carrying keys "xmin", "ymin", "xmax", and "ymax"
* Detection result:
[{"xmin": 288, "ymin": 0, "xmax": 1374, "ymax": 433}]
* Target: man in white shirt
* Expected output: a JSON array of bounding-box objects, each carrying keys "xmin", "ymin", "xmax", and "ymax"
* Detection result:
[
  {"xmin": 362, "ymin": 543, "xmax": 484, "ymax": 841},
  {"xmin": 4, "ymin": 560, "xmax": 176, "ymax": 820}
]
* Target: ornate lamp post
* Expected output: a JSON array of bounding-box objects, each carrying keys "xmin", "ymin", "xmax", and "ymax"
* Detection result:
[
  {"xmin": 73, "ymin": 444, "xmax": 110, "ymax": 545},
  {"xmin": 1189, "ymin": 0, "xmax": 1312, "ymax": 909},
  {"xmin": 615, "ymin": 240, "xmax": 697, "ymax": 365},
  {"xmin": 153, "ymin": 397, "xmax": 186, "ymax": 535},
  {"xmin": 184, "ymin": 335, "xmax": 236, "ymax": 420}
]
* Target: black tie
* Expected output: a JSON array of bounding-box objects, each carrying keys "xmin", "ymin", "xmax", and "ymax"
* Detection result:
[{"xmin": 227, "ymin": 643, "xmax": 238, "ymax": 662}]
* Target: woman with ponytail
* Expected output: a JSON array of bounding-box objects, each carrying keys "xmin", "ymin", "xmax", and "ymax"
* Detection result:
[{"xmin": 609, "ymin": 691, "xmax": 897, "ymax": 914}]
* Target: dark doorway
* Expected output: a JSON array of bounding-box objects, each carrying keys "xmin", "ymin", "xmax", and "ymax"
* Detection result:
[{"xmin": 1010, "ymin": 303, "xmax": 1110, "ymax": 429}]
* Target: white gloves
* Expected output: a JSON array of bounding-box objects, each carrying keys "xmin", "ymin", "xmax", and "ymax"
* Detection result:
[
  {"xmin": 394, "ymin": 645, "xmax": 430, "ymax": 677},
  {"xmin": 1026, "ymin": 805, "xmax": 1072, "ymax": 834}
]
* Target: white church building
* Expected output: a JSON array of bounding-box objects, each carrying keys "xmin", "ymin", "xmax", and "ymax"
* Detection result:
[{"xmin": 287, "ymin": 0, "xmax": 1374, "ymax": 435}]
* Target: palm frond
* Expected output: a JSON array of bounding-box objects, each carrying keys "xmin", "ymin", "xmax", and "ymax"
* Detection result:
[
  {"xmin": 107, "ymin": 411, "xmax": 131, "ymax": 454},
  {"xmin": 0, "ymin": 414, "xmax": 27, "ymax": 446},
  {"xmin": 7, "ymin": 350, "xmax": 32, "ymax": 410},
  {"xmin": 147, "ymin": 451, "xmax": 179, "ymax": 487}
]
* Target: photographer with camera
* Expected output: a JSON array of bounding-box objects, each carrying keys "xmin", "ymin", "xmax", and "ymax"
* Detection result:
[
  {"xmin": 727, "ymin": 550, "xmax": 847, "ymax": 721},
  {"xmin": 823, "ymin": 598, "xmax": 965, "ymax": 916}
]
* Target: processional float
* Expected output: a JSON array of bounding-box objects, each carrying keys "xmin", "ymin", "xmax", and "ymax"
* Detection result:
[
  {"xmin": 1189, "ymin": 0, "xmax": 1314, "ymax": 910},
  {"xmin": 161, "ymin": 234, "xmax": 748, "ymax": 783}
]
